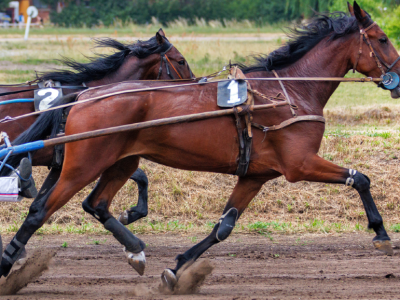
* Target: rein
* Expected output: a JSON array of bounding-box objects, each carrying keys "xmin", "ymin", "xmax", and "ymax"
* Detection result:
[{"xmin": 0, "ymin": 75, "xmax": 385, "ymax": 124}]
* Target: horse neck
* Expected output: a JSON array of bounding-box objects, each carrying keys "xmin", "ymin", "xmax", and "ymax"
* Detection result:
[
  {"xmin": 84, "ymin": 56, "xmax": 147, "ymax": 87},
  {"xmin": 248, "ymin": 35, "xmax": 355, "ymax": 111}
]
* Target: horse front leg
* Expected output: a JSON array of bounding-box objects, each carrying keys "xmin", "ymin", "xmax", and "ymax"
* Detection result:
[
  {"xmin": 0, "ymin": 167, "xmax": 90, "ymax": 277},
  {"xmin": 284, "ymin": 154, "xmax": 391, "ymax": 254},
  {"xmin": 118, "ymin": 168, "xmax": 149, "ymax": 225},
  {"xmin": 161, "ymin": 176, "xmax": 267, "ymax": 290}
]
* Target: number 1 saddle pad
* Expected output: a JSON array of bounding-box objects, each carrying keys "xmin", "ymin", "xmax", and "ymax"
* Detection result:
[{"xmin": 217, "ymin": 79, "xmax": 247, "ymax": 108}]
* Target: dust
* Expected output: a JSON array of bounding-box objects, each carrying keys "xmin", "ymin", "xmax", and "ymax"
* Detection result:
[
  {"xmin": 125, "ymin": 284, "xmax": 155, "ymax": 297},
  {"xmin": 0, "ymin": 248, "xmax": 56, "ymax": 295},
  {"xmin": 160, "ymin": 259, "xmax": 214, "ymax": 295}
]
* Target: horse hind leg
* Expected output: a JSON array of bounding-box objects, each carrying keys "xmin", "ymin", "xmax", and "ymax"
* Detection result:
[
  {"xmin": 82, "ymin": 156, "xmax": 146, "ymax": 275},
  {"xmin": 161, "ymin": 176, "xmax": 267, "ymax": 291},
  {"xmin": 118, "ymin": 168, "xmax": 149, "ymax": 225},
  {"xmin": 283, "ymin": 154, "xmax": 392, "ymax": 255}
]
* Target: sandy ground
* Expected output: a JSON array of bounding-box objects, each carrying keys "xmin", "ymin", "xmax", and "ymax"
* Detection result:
[{"xmin": 1, "ymin": 232, "xmax": 400, "ymax": 299}]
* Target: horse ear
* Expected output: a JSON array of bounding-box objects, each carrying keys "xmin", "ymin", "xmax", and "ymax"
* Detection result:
[
  {"xmin": 347, "ymin": 2, "xmax": 355, "ymax": 16},
  {"xmin": 353, "ymin": 1, "xmax": 368, "ymax": 23},
  {"xmin": 157, "ymin": 28, "xmax": 166, "ymax": 37},
  {"xmin": 156, "ymin": 31, "xmax": 164, "ymax": 45}
]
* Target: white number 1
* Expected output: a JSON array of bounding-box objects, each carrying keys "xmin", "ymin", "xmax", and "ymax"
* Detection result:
[{"xmin": 227, "ymin": 80, "xmax": 240, "ymax": 103}]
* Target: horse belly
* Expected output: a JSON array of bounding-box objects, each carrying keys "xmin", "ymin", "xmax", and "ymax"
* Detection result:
[{"xmin": 129, "ymin": 116, "xmax": 240, "ymax": 174}]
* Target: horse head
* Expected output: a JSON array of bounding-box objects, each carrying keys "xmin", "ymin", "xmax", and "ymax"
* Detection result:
[
  {"xmin": 348, "ymin": 1, "xmax": 400, "ymax": 98},
  {"xmin": 122, "ymin": 28, "xmax": 195, "ymax": 81}
]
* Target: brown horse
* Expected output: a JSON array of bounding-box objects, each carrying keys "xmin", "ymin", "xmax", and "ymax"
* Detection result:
[
  {"xmin": 0, "ymin": 29, "xmax": 194, "ymax": 222},
  {"xmin": 1, "ymin": 2, "xmax": 398, "ymax": 286}
]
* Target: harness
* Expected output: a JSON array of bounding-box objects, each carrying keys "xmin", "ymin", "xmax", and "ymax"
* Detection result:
[
  {"xmin": 228, "ymin": 67, "xmax": 325, "ymax": 177},
  {"xmin": 50, "ymin": 46, "xmax": 194, "ymax": 169},
  {"xmin": 353, "ymin": 21, "xmax": 400, "ymax": 89},
  {"xmin": 156, "ymin": 44, "xmax": 195, "ymax": 80},
  {"xmin": 231, "ymin": 20, "xmax": 400, "ymax": 177}
]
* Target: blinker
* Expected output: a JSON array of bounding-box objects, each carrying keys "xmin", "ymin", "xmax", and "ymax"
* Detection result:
[{"xmin": 381, "ymin": 72, "xmax": 400, "ymax": 90}]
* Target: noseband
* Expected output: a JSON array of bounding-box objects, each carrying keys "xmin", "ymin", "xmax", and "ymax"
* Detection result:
[
  {"xmin": 156, "ymin": 44, "xmax": 194, "ymax": 80},
  {"xmin": 353, "ymin": 21, "xmax": 400, "ymax": 90}
]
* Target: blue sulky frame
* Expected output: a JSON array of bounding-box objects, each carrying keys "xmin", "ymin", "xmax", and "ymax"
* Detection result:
[
  {"xmin": 0, "ymin": 133, "xmax": 43, "ymax": 179},
  {"xmin": 0, "ymin": 99, "xmax": 34, "ymax": 106}
]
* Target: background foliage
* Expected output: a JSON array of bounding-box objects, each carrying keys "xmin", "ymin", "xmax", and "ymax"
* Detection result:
[
  {"xmin": 46, "ymin": 0, "xmax": 400, "ymax": 28},
  {"xmin": 2, "ymin": 0, "xmax": 400, "ymax": 41}
]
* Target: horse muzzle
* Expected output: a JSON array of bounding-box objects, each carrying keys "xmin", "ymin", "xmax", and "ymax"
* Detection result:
[{"xmin": 390, "ymin": 86, "xmax": 400, "ymax": 99}]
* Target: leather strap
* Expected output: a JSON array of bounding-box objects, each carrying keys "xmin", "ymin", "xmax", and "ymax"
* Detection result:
[
  {"xmin": 272, "ymin": 70, "xmax": 297, "ymax": 117},
  {"xmin": 229, "ymin": 66, "xmax": 253, "ymax": 177},
  {"xmin": 252, "ymin": 115, "xmax": 325, "ymax": 132},
  {"xmin": 164, "ymin": 54, "xmax": 183, "ymax": 79},
  {"xmin": 352, "ymin": 21, "xmax": 399, "ymax": 76}
]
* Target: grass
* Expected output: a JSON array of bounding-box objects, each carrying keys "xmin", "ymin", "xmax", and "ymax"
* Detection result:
[{"xmin": 0, "ymin": 21, "xmax": 285, "ymax": 37}]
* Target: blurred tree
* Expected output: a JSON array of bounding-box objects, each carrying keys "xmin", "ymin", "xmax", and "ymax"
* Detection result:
[
  {"xmin": 285, "ymin": 0, "xmax": 332, "ymax": 19},
  {"xmin": 0, "ymin": 0, "xmax": 12, "ymax": 10},
  {"xmin": 47, "ymin": 0, "xmax": 400, "ymax": 28}
]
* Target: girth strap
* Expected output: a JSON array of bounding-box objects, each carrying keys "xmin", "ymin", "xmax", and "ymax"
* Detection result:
[
  {"xmin": 229, "ymin": 66, "xmax": 254, "ymax": 177},
  {"xmin": 251, "ymin": 115, "xmax": 326, "ymax": 132}
]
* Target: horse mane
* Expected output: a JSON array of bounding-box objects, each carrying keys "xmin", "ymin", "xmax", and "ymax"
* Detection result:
[
  {"xmin": 38, "ymin": 35, "xmax": 172, "ymax": 84},
  {"xmin": 239, "ymin": 12, "xmax": 362, "ymax": 73}
]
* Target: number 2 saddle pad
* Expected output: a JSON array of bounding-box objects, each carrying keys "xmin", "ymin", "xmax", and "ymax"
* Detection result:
[
  {"xmin": 34, "ymin": 81, "xmax": 64, "ymax": 111},
  {"xmin": 217, "ymin": 79, "xmax": 247, "ymax": 108}
]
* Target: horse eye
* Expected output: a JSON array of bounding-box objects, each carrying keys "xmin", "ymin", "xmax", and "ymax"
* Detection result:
[
  {"xmin": 178, "ymin": 60, "xmax": 185, "ymax": 65},
  {"xmin": 379, "ymin": 37, "xmax": 388, "ymax": 44}
]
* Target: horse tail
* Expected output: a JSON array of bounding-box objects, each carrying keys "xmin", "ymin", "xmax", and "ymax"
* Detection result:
[{"xmin": 0, "ymin": 93, "xmax": 78, "ymax": 175}]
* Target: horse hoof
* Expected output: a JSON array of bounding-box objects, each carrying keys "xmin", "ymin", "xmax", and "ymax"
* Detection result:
[
  {"xmin": 126, "ymin": 250, "xmax": 146, "ymax": 275},
  {"xmin": 373, "ymin": 240, "xmax": 393, "ymax": 256},
  {"xmin": 118, "ymin": 210, "xmax": 129, "ymax": 225},
  {"xmin": 0, "ymin": 260, "xmax": 12, "ymax": 278},
  {"xmin": 161, "ymin": 269, "xmax": 177, "ymax": 291}
]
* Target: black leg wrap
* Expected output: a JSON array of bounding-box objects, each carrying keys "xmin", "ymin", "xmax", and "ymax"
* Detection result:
[
  {"xmin": 127, "ymin": 169, "xmax": 149, "ymax": 223},
  {"xmin": 216, "ymin": 207, "xmax": 238, "ymax": 241},
  {"xmin": 104, "ymin": 218, "xmax": 145, "ymax": 253},
  {"xmin": 350, "ymin": 171, "xmax": 389, "ymax": 240},
  {"xmin": 0, "ymin": 237, "xmax": 25, "ymax": 277},
  {"xmin": 351, "ymin": 171, "xmax": 370, "ymax": 191},
  {"xmin": 174, "ymin": 224, "xmax": 220, "ymax": 272}
]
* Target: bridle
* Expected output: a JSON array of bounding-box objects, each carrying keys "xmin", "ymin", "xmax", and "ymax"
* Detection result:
[
  {"xmin": 353, "ymin": 21, "xmax": 400, "ymax": 90},
  {"xmin": 156, "ymin": 44, "xmax": 195, "ymax": 80}
]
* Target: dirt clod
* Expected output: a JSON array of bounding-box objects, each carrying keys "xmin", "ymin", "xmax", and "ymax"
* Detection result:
[
  {"xmin": 0, "ymin": 248, "xmax": 56, "ymax": 295},
  {"xmin": 174, "ymin": 259, "xmax": 214, "ymax": 295}
]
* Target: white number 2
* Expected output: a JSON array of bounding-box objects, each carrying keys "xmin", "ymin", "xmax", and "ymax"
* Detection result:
[
  {"xmin": 227, "ymin": 80, "xmax": 240, "ymax": 103},
  {"xmin": 38, "ymin": 88, "xmax": 59, "ymax": 110}
]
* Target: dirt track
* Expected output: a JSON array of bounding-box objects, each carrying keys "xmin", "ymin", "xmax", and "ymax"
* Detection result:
[{"xmin": 2, "ymin": 232, "xmax": 400, "ymax": 299}]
